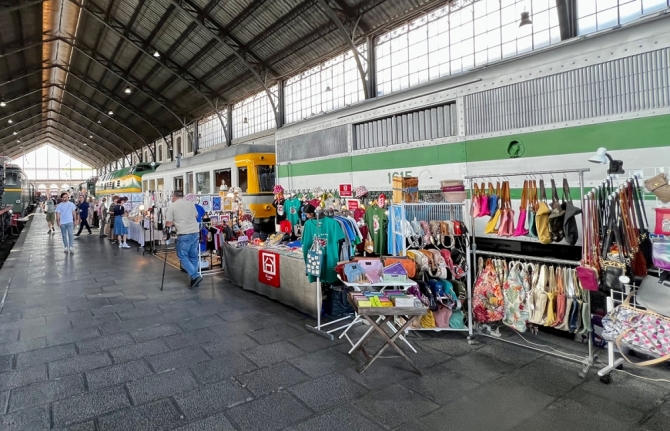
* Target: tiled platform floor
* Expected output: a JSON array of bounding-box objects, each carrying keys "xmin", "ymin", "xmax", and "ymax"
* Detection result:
[{"xmin": 0, "ymin": 214, "xmax": 668, "ymax": 430}]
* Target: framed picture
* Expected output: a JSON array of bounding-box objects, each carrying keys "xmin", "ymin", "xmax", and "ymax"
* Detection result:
[{"xmin": 209, "ymin": 215, "xmax": 220, "ymax": 224}]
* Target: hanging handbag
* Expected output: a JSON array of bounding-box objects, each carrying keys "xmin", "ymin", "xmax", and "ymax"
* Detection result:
[
  {"xmin": 473, "ymin": 258, "xmax": 505, "ymax": 323},
  {"xmin": 544, "ymin": 266, "xmax": 557, "ymax": 327},
  {"xmin": 384, "ymin": 256, "xmax": 416, "ymax": 279},
  {"xmin": 484, "ymin": 207, "xmax": 501, "ymax": 234},
  {"xmin": 568, "ymin": 269, "xmax": 582, "ymax": 333},
  {"xmin": 528, "ymin": 264, "xmax": 549, "ymax": 325},
  {"xmin": 599, "ymin": 198, "xmax": 631, "ymax": 294},
  {"xmin": 488, "ymin": 182, "xmax": 499, "ymax": 216},
  {"xmin": 513, "ymin": 180, "xmax": 529, "ymax": 237},
  {"xmin": 156, "ymin": 208, "xmax": 164, "ymax": 230},
  {"xmin": 535, "ymin": 180, "xmax": 552, "ymax": 244},
  {"xmin": 527, "ymin": 180, "xmax": 539, "ymax": 238},
  {"xmin": 497, "ymin": 182, "xmax": 515, "ymax": 237},
  {"xmin": 644, "ymin": 172, "xmax": 670, "ymax": 203},
  {"xmin": 636, "ymin": 274, "xmax": 670, "ymax": 317},
  {"xmin": 652, "ymin": 237, "xmax": 670, "ymax": 271},
  {"xmin": 562, "ymin": 178, "xmax": 581, "ymax": 245},
  {"xmin": 479, "ymin": 182, "xmax": 490, "ymax": 217},
  {"xmin": 552, "ymin": 267, "xmax": 567, "ymax": 328},
  {"xmin": 621, "ymin": 183, "xmax": 647, "ymax": 278},
  {"xmin": 576, "ymin": 195, "xmax": 600, "ymax": 291},
  {"xmin": 305, "ymin": 236, "xmax": 324, "ymax": 277},
  {"xmin": 556, "ymin": 268, "xmax": 574, "ymax": 331},
  {"xmin": 471, "ymin": 183, "xmax": 481, "ymax": 218},
  {"xmin": 632, "ymin": 177, "xmax": 653, "ymax": 266},
  {"xmin": 548, "ymin": 179, "xmax": 566, "ymax": 243},
  {"xmin": 502, "ymin": 261, "xmax": 531, "ymax": 332},
  {"xmin": 364, "ymin": 232, "xmax": 374, "ymax": 254}
]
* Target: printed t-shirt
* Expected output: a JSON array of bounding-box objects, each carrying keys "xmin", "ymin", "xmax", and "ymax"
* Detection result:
[
  {"xmin": 363, "ymin": 205, "xmax": 388, "ymax": 255},
  {"xmin": 45, "ymin": 199, "xmax": 55, "ymax": 213},
  {"xmin": 273, "ymin": 198, "xmax": 286, "ymax": 222},
  {"xmin": 55, "ymin": 201, "xmax": 77, "ymax": 224},
  {"xmin": 285, "ymin": 197, "xmax": 301, "ymax": 226},
  {"xmin": 301, "ymin": 217, "xmax": 345, "ymax": 283},
  {"xmin": 166, "ymin": 199, "xmax": 200, "ymax": 235}
]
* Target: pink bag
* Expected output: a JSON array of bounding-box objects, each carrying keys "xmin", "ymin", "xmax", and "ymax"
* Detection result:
[
  {"xmin": 478, "ymin": 182, "xmax": 490, "ymax": 217},
  {"xmin": 498, "ymin": 182, "xmax": 515, "ymax": 237},
  {"xmin": 434, "ymin": 304, "xmax": 453, "ymax": 328},
  {"xmin": 358, "ymin": 259, "xmax": 384, "ymax": 283},
  {"xmin": 473, "ymin": 258, "xmax": 505, "ymax": 323},
  {"xmin": 513, "ymin": 180, "xmax": 529, "ymax": 237},
  {"xmin": 471, "ymin": 183, "xmax": 481, "ymax": 218}
]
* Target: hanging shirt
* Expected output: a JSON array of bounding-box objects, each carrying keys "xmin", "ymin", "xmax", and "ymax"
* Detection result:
[
  {"xmin": 364, "ymin": 205, "xmax": 388, "ymax": 256},
  {"xmin": 301, "ymin": 217, "xmax": 345, "ymax": 283},
  {"xmin": 285, "ymin": 197, "xmax": 302, "ymax": 226},
  {"xmin": 195, "ymin": 204, "xmax": 206, "ymax": 223},
  {"xmin": 273, "ymin": 198, "xmax": 287, "ymax": 222}
]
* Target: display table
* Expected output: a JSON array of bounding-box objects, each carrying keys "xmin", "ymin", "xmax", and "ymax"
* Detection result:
[
  {"xmin": 221, "ymin": 243, "xmax": 315, "ymax": 318},
  {"xmin": 348, "ymin": 295, "xmax": 427, "ymax": 375},
  {"xmin": 127, "ymin": 220, "xmax": 163, "ymax": 247}
]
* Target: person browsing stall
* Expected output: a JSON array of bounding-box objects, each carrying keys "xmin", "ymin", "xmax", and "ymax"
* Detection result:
[{"xmin": 165, "ymin": 190, "xmax": 203, "ymax": 289}]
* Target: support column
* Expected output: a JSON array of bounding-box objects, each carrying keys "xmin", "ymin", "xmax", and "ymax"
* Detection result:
[
  {"xmin": 366, "ymin": 36, "xmax": 377, "ymax": 99},
  {"xmin": 226, "ymin": 105, "xmax": 233, "ymax": 146}
]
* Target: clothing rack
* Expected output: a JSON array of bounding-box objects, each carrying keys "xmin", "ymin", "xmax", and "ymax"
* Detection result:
[{"xmin": 466, "ymin": 168, "xmax": 595, "ymax": 377}]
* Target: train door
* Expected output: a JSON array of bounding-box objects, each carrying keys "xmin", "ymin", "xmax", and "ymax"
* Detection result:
[
  {"xmin": 186, "ymin": 171, "xmax": 194, "ymax": 195},
  {"xmin": 174, "ymin": 176, "xmax": 183, "ymax": 191}
]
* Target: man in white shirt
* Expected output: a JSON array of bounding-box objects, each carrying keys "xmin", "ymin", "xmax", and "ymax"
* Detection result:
[
  {"xmin": 166, "ymin": 190, "xmax": 203, "ymax": 288},
  {"xmin": 55, "ymin": 192, "xmax": 77, "ymax": 253}
]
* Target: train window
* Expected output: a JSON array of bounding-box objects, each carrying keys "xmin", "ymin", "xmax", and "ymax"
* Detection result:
[
  {"xmin": 143, "ymin": 180, "xmax": 148, "ymax": 191},
  {"xmin": 149, "ymin": 179, "xmax": 156, "ymax": 191},
  {"xmin": 238, "ymin": 167, "xmax": 248, "ymax": 193},
  {"xmin": 157, "ymin": 178, "xmax": 164, "ymax": 191},
  {"xmin": 186, "ymin": 172, "xmax": 194, "ymax": 194},
  {"xmin": 257, "ymin": 166, "xmax": 275, "ymax": 192},
  {"xmin": 215, "ymin": 169, "xmax": 231, "ymax": 191},
  {"xmin": 196, "ymin": 172, "xmax": 211, "ymax": 194},
  {"xmin": 6, "ymin": 172, "xmax": 19, "ymax": 186},
  {"xmin": 174, "ymin": 176, "xmax": 183, "ymax": 191}
]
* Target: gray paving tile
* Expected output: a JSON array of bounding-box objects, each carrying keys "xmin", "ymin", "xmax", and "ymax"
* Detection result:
[
  {"xmin": 0, "ymin": 337, "xmax": 47, "ymax": 356},
  {"xmin": 52, "ymin": 385, "xmax": 132, "ymax": 428},
  {"xmin": 174, "ymin": 412, "xmax": 236, "ymax": 431},
  {"xmin": 0, "ymin": 316, "xmax": 46, "ymax": 331},
  {"xmin": 562, "ymin": 387, "xmax": 646, "ymax": 426},
  {"xmin": 355, "ymin": 383, "xmax": 440, "ymax": 428},
  {"xmin": 0, "ymin": 390, "xmax": 8, "ymax": 415},
  {"xmin": 164, "ymin": 328, "xmax": 222, "ymax": 350},
  {"xmin": 126, "ymin": 368, "xmax": 199, "ymax": 405},
  {"xmin": 48, "ymin": 352, "xmax": 112, "ymax": 378},
  {"xmin": 146, "ymin": 346, "xmax": 211, "ymax": 373},
  {"xmin": 178, "ymin": 314, "xmax": 225, "ymax": 332},
  {"xmin": 247, "ymin": 323, "xmax": 305, "ymax": 345},
  {"xmin": 86, "ymin": 359, "xmax": 154, "ymax": 390},
  {"xmin": 90, "ymin": 302, "xmax": 135, "ymax": 316},
  {"xmin": 55, "ymin": 420, "xmax": 97, "ymax": 431},
  {"xmin": 289, "ymin": 405, "xmax": 385, "ymax": 431},
  {"xmin": 76, "ymin": 333, "xmax": 135, "ymax": 354},
  {"xmin": 174, "ymin": 379, "xmax": 252, "ymax": 420},
  {"xmin": 0, "ymin": 354, "xmax": 12, "ymax": 372},
  {"xmin": 201, "ymin": 334, "xmax": 258, "ymax": 357},
  {"xmin": 570, "ymin": 372, "xmax": 669, "ymax": 412},
  {"xmin": 117, "ymin": 305, "xmax": 164, "ymax": 321},
  {"xmin": 0, "ymin": 364, "xmax": 47, "ymax": 391},
  {"xmin": 0, "ymin": 328, "xmax": 19, "ymax": 344},
  {"xmin": 190, "ymin": 355, "xmax": 257, "ymax": 384},
  {"xmin": 227, "ymin": 391, "xmax": 313, "ymax": 431},
  {"xmin": 15, "ymin": 343, "xmax": 77, "ymax": 368},
  {"xmin": 0, "ymin": 406, "xmax": 50, "ymax": 430},
  {"xmin": 97, "ymin": 398, "xmax": 185, "ymax": 431},
  {"xmin": 241, "ymin": 340, "xmax": 305, "ymax": 367},
  {"xmin": 476, "ymin": 340, "xmax": 545, "ymax": 367},
  {"xmin": 47, "ymin": 326, "xmax": 101, "ymax": 347},
  {"xmin": 494, "ymin": 356, "xmax": 585, "ymax": 397},
  {"xmin": 209, "ymin": 319, "xmax": 263, "ymax": 338},
  {"xmin": 290, "ymin": 348, "xmax": 355, "ymax": 378},
  {"xmin": 130, "ymin": 323, "xmax": 182, "ymax": 343},
  {"xmin": 443, "ymin": 352, "xmax": 516, "ymax": 383},
  {"xmin": 70, "ymin": 313, "xmax": 122, "ymax": 330},
  {"xmin": 109, "ymin": 339, "xmax": 170, "ymax": 363},
  {"xmin": 400, "ymin": 366, "xmax": 481, "ymax": 405},
  {"xmin": 236, "ymin": 362, "xmax": 309, "ymax": 397},
  {"xmin": 420, "ymin": 380, "xmax": 555, "ymax": 430},
  {"xmin": 288, "ymin": 333, "xmax": 339, "ymax": 353},
  {"xmin": 9, "ymin": 374, "xmax": 85, "ymax": 412},
  {"xmin": 290, "ymin": 372, "xmax": 368, "ymax": 411}
]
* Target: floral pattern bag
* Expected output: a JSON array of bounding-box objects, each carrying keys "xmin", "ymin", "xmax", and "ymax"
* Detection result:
[
  {"xmin": 473, "ymin": 258, "xmax": 504, "ymax": 322},
  {"xmin": 502, "ymin": 262, "xmax": 531, "ymax": 332}
]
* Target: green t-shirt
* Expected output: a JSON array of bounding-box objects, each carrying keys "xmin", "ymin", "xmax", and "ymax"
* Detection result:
[
  {"xmin": 285, "ymin": 197, "xmax": 302, "ymax": 227},
  {"xmin": 302, "ymin": 217, "xmax": 345, "ymax": 283},
  {"xmin": 364, "ymin": 205, "xmax": 388, "ymax": 255}
]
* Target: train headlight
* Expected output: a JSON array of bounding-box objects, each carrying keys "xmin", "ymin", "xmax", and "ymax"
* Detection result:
[{"xmin": 16, "ymin": 200, "xmax": 20, "ymax": 204}]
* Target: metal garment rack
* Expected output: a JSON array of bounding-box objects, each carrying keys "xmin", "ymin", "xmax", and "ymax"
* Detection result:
[
  {"xmin": 464, "ymin": 168, "xmax": 595, "ymax": 377},
  {"xmin": 390, "ymin": 201, "xmax": 474, "ymax": 336}
]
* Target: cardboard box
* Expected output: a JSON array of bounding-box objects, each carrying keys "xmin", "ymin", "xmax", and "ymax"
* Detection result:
[{"xmin": 392, "ymin": 176, "xmax": 419, "ymax": 203}]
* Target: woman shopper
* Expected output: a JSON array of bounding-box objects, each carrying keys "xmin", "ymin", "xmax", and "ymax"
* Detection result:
[
  {"xmin": 113, "ymin": 197, "xmax": 131, "ymax": 248},
  {"xmin": 108, "ymin": 195, "xmax": 119, "ymax": 243}
]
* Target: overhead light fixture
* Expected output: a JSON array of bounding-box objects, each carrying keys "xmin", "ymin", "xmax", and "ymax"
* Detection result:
[
  {"xmin": 153, "ymin": 50, "xmax": 160, "ymax": 58},
  {"xmin": 13, "ymin": 131, "xmax": 17, "ymax": 135},
  {"xmin": 0, "ymin": 100, "xmax": 6, "ymax": 107},
  {"xmin": 125, "ymin": 86, "xmax": 131, "ymax": 94},
  {"xmin": 325, "ymin": 86, "xmax": 332, "ymax": 92},
  {"xmin": 16, "ymin": 139, "xmax": 20, "ymax": 143},
  {"xmin": 589, "ymin": 147, "xmax": 625, "ymax": 175},
  {"xmin": 519, "ymin": 11, "xmax": 533, "ymax": 27},
  {"xmin": 108, "ymin": 110, "xmax": 113, "ymax": 115},
  {"xmin": 89, "ymin": 135, "xmax": 93, "ymax": 138},
  {"xmin": 97, "ymin": 120, "xmax": 101, "ymax": 124},
  {"xmin": 8, "ymin": 119, "xmax": 12, "ymax": 124},
  {"xmin": 83, "ymin": 143, "xmax": 87, "ymax": 146},
  {"xmin": 243, "ymin": 117, "xmax": 248, "ymax": 124}
]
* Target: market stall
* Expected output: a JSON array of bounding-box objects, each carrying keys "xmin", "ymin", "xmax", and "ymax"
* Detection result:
[
  {"xmin": 221, "ymin": 243, "xmax": 316, "ymax": 318},
  {"xmin": 127, "ymin": 220, "xmax": 163, "ymax": 247}
]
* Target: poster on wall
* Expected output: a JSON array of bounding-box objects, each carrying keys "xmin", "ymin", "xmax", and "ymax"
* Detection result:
[
  {"xmin": 212, "ymin": 196, "xmax": 222, "ymax": 211},
  {"xmin": 339, "ymin": 184, "xmax": 353, "ymax": 197},
  {"xmin": 223, "ymin": 197, "xmax": 233, "ymax": 211},
  {"xmin": 258, "ymin": 250, "xmax": 280, "ymax": 288},
  {"xmin": 200, "ymin": 196, "xmax": 212, "ymax": 212}
]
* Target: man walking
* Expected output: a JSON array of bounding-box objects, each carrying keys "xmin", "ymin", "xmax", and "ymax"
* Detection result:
[
  {"xmin": 75, "ymin": 195, "xmax": 92, "ymax": 236},
  {"xmin": 44, "ymin": 196, "xmax": 56, "ymax": 234},
  {"xmin": 166, "ymin": 190, "xmax": 203, "ymax": 288},
  {"xmin": 98, "ymin": 197, "xmax": 108, "ymax": 238},
  {"xmin": 55, "ymin": 192, "xmax": 77, "ymax": 253}
]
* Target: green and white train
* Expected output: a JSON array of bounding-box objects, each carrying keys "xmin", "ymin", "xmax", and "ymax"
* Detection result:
[{"xmin": 275, "ymin": 14, "xmax": 670, "ymax": 197}]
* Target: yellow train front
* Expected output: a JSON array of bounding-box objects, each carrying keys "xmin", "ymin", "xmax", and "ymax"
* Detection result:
[{"xmin": 235, "ymin": 152, "xmax": 276, "ymax": 229}]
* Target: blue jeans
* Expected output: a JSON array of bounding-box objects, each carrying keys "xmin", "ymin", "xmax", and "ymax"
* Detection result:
[
  {"xmin": 176, "ymin": 233, "xmax": 199, "ymax": 279},
  {"xmin": 60, "ymin": 222, "xmax": 74, "ymax": 249}
]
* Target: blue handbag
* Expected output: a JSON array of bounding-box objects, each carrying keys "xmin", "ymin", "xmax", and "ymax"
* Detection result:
[{"xmin": 488, "ymin": 182, "xmax": 499, "ymax": 215}]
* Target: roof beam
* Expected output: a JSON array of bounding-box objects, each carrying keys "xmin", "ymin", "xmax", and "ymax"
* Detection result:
[
  {"xmin": 170, "ymin": 0, "xmax": 280, "ymax": 126},
  {"xmin": 0, "ymin": 37, "xmax": 54, "ymax": 60},
  {"xmin": 0, "ymin": 0, "xmax": 47, "ymax": 14}
]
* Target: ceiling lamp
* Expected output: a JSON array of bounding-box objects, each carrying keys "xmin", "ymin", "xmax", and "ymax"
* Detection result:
[
  {"xmin": 89, "ymin": 135, "xmax": 93, "ymax": 138},
  {"xmin": 325, "ymin": 86, "xmax": 332, "ymax": 92},
  {"xmin": 0, "ymin": 100, "xmax": 6, "ymax": 107},
  {"xmin": 108, "ymin": 110, "xmax": 113, "ymax": 116},
  {"xmin": 8, "ymin": 119, "xmax": 12, "ymax": 124},
  {"xmin": 125, "ymin": 86, "xmax": 132, "ymax": 94},
  {"xmin": 97, "ymin": 120, "xmax": 101, "ymax": 124},
  {"xmin": 153, "ymin": 50, "xmax": 160, "ymax": 58},
  {"xmin": 519, "ymin": 11, "xmax": 532, "ymax": 27},
  {"xmin": 243, "ymin": 117, "xmax": 248, "ymax": 124},
  {"xmin": 13, "ymin": 131, "xmax": 17, "ymax": 135},
  {"xmin": 83, "ymin": 143, "xmax": 87, "ymax": 146},
  {"xmin": 589, "ymin": 147, "xmax": 625, "ymax": 175}
]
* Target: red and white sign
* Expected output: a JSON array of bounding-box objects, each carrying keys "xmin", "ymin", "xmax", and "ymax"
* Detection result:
[
  {"xmin": 346, "ymin": 199, "xmax": 360, "ymax": 211},
  {"xmin": 378, "ymin": 193, "xmax": 386, "ymax": 208},
  {"xmin": 339, "ymin": 183, "xmax": 353, "ymax": 197},
  {"xmin": 258, "ymin": 250, "xmax": 280, "ymax": 288}
]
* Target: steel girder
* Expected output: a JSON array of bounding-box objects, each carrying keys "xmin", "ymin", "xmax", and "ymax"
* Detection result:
[{"xmin": 0, "ymin": 0, "xmax": 47, "ymax": 15}]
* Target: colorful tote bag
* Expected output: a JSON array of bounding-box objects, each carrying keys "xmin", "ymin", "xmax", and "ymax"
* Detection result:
[
  {"xmin": 502, "ymin": 262, "xmax": 531, "ymax": 332},
  {"xmin": 473, "ymin": 258, "xmax": 505, "ymax": 323},
  {"xmin": 305, "ymin": 236, "xmax": 323, "ymax": 277}
]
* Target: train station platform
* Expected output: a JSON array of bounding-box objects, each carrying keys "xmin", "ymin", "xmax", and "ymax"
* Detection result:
[{"xmin": 0, "ymin": 214, "xmax": 668, "ymax": 430}]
